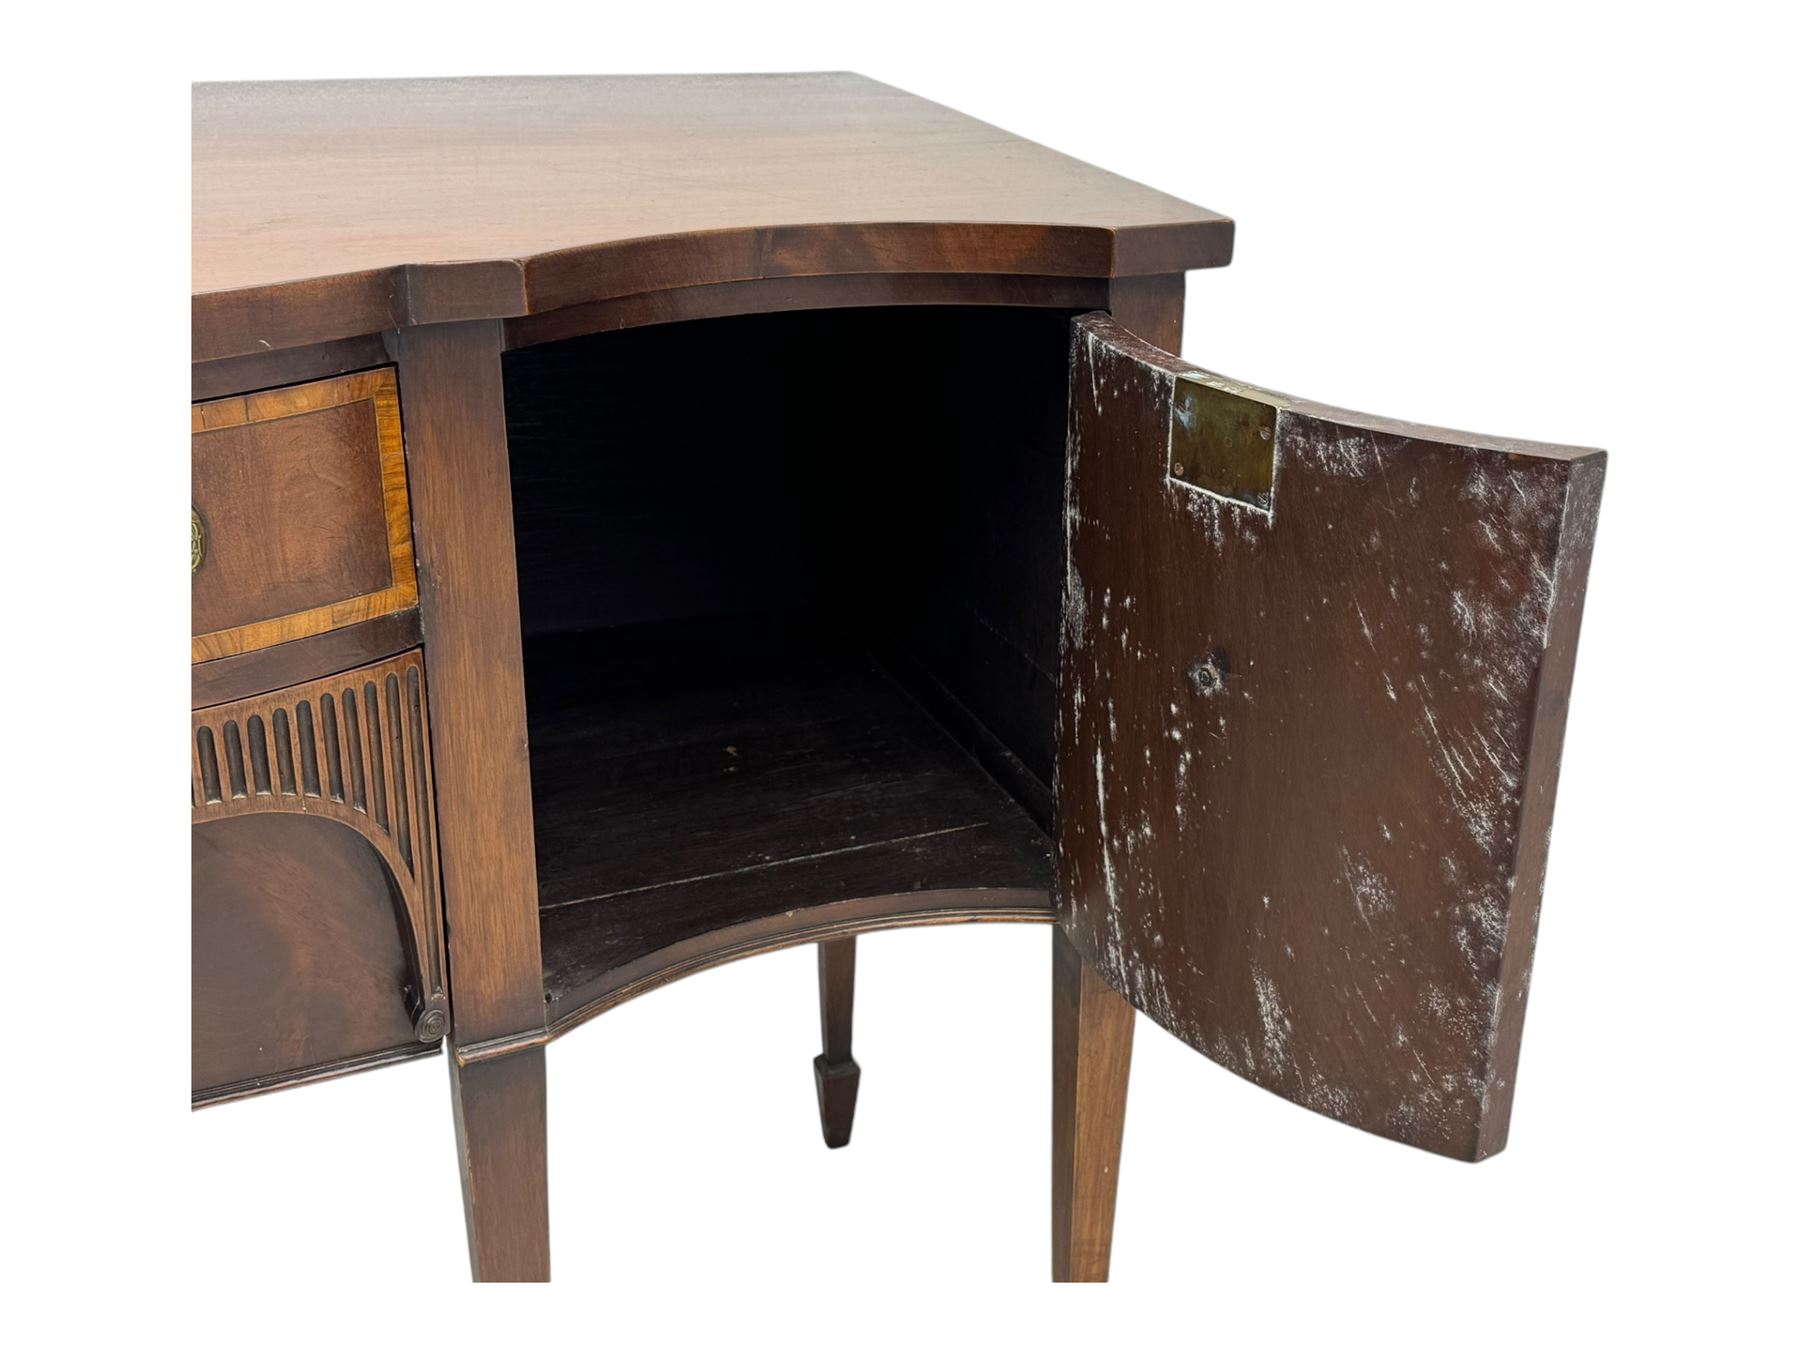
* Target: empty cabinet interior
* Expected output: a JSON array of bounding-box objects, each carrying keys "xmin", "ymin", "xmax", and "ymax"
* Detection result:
[{"xmin": 503, "ymin": 306, "xmax": 1078, "ymax": 1029}]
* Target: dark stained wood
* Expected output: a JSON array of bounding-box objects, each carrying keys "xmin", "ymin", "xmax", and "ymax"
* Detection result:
[
  {"xmin": 1059, "ymin": 314, "xmax": 1605, "ymax": 1160},
  {"xmin": 876, "ymin": 642, "xmax": 1054, "ymax": 829},
  {"xmin": 194, "ymin": 268, "xmax": 404, "ymax": 365},
  {"xmin": 1106, "ymin": 273, "xmax": 1187, "ymax": 353},
  {"xmin": 814, "ymin": 938, "xmax": 860, "ymax": 1149},
  {"xmin": 191, "ymin": 608, "xmax": 422, "ymax": 710},
  {"xmin": 193, "ymin": 394, "xmax": 393, "ymax": 640},
  {"xmin": 545, "ymin": 887, "xmax": 1051, "ymax": 1041},
  {"xmin": 504, "ymin": 272, "xmax": 1111, "ymax": 350},
  {"xmin": 192, "ymin": 370, "xmax": 416, "ymax": 660},
  {"xmin": 449, "ymin": 1047, "xmax": 550, "ymax": 1282},
  {"xmin": 503, "ymin": 305, "xmax": 1076, "ymax": 807},
  {"xmin": 194, "ymin": 1042, "xmax": 442, "ymax": 1109},
  {"xmin": 526, "ymin": 622, "xmax": 1045, "ymax": 905},
  {"xmin": 191, "ymin": 649, "xmax": 451, "ymax": 1047},
  {"xmin": 1051, "ymin": 927, "xmax": 1135, "ymax": 1283},
  {"xmin": 192, "ymin": 75, "xmax": 1233, "ymax": 360},
  {"xmin": 829, "ymin": 306, "xmax": 1079, "ymax": 798},
  {"xmin": 193, "ymin": 814, "xmax": 423, "ymax": 1100},
  {"xmin": 526, "ymin": 620, "xmax": 1054, "ymax": 1033},
  {"xmin": 191, "ymin": 331, "xmax": 394, "ymax": 401},
  {"xmin": 393, "ymin": 320, "xmax": 547, "ymax": 1052},
  {"xmin": 185, "ymin": 73, "xmax": 1614, "ymax": 1289},
  {"xmin": 1476, "ymin": 459, "xmax": 1606, "ymax": 1154}
]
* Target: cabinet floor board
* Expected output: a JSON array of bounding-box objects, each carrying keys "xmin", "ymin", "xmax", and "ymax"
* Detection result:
[{"xmin": 526, "ymin": 619, "xmax": 1054, "ymax": 1027}]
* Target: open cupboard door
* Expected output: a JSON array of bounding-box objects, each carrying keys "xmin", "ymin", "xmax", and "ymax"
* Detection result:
[{"xmin": 1058, "ymin": 313, "xmax": 1603, "ymax": 1161}]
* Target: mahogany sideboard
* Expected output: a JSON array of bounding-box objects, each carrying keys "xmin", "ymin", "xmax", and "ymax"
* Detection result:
[{"xmin": 191, "ymin": 74, "xmax": 1604, "ymax": 1282}]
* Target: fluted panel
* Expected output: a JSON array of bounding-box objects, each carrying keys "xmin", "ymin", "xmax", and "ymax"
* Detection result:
[{"xmin": 191, "ymin": 649, "xmax": 449, "ymax": 1042}]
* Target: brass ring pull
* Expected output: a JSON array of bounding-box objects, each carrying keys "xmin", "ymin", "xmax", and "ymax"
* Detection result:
[{"xmin": 191, "ymin": 508, "xmax": 207, "ymax": 574}]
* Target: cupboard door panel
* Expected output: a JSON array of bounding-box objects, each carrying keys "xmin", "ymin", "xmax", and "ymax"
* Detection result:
[
  {"xmin": 191, "ymin": 649, "xmax": 450, "ymax": 1103},
  {"xmin": 1059, "ymin": 313, "xmax": 1603, "ymax": 1160},
  {"xmin": 193, "ymin": 814, "xmax": 423, "ymax": 1098}
]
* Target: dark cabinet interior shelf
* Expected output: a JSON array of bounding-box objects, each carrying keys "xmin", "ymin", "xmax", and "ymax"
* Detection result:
[
  {"xmin": 503, "ymin": 306, "xmax": 1077, "ymax": 1032},
  {"xmin": 529, "ymin": 620, "xmax": 1054, "ymax": 1030}
]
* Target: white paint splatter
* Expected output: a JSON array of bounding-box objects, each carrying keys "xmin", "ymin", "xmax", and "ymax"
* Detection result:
[{"xmin": 1252, "ymin": 965, "xmax": 1291, "ymax": 1071}]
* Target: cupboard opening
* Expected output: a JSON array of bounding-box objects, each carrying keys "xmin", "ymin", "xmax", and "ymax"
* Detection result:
[{"xmin": 501, "ymin": 305, "xmax": 1082, "ymax": 1023}]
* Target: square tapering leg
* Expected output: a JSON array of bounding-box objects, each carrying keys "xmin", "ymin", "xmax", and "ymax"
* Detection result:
[
  {"xmin": 449, "ymin": 1046, "xmax": 551, "ymax": 1282},
  {"xmin": 814, "ymin": 937, "xmax": 861, "ymax": 1148},
  {"xmin": 1051, "ymin": 928, "xmax": 1135, "ymax": 1282}
]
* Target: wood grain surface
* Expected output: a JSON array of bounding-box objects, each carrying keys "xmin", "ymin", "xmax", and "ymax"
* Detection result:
[
  {"xmin": 1059, "ymin": 314, "xmax": 1604, "ymax": 1161},
  {"xmin": 814, "ymin": 938, "xmax": 861, "ymax": 1148},
  {"xmin": 449, "ymin": 1046, "xmax": 550, "ymax": 1281},
  {"xmin": 193, "ymin": 813, "xmax": 426, "ymax": 1101},
  {"xmin": 1051, "ymin": 927, "xmax": 1135, "ymax": 1282},
  {"xmin": 503, "ymin": 271, "xmax": 1112, "ymax": 350},
  {"xmin": 191, "ymin": 608, "xmax": 423, "ymax": 710},
  {"xmin": 191, "ymin": 332, "xmax": 394, "ymax": 401},
  {"xmin": 190, "ymin": 648, "xmax": 451, "ymax": 1055},
  {"xmin": 192, "ymin": 74, "xmax": 1233, "ymax": 359},
  {"xmin": 191, "ymin": 369, "xmax": 416, "ymax": 661},
  {"xmin": 393, "ymin": 321, "xmax": 548, "ymax": 1053},
  {"xmin": 525, "ymin": 620, "xmax": 1053, "ymax": 1035},
  {"xmin": 1106, "ymin": 273, "xmax": 1186, "ymax": 352}
]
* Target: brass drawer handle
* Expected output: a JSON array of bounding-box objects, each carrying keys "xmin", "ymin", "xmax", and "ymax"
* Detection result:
[{"xmin": 191, "ymin": 508, "xmax": 207, "ymax": 574}]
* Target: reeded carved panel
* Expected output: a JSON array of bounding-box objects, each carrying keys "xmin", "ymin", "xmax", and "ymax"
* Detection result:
[{"xmin": 191, "ymin": 649, "xmax": 448, "ymax": 1041}]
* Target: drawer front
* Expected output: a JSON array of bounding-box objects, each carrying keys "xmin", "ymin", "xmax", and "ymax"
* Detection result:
[
  {"xmin": 191, "ymin": 369, "xmax": 416, "ymax": 663},
  {"xmin": 191, "ymin": 649, "xmax": 447, "ymax": 1103}
]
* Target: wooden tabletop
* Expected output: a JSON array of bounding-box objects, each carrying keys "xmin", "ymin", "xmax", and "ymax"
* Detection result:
[{"xmin": 193, "ymin": 74, "xmax": 1232, "ymax": 360}]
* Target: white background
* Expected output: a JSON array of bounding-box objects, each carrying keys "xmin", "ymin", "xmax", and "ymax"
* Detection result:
[{"xmin": 9, "ymin": 1, "xmax": 1793, "ymax": 1341}]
